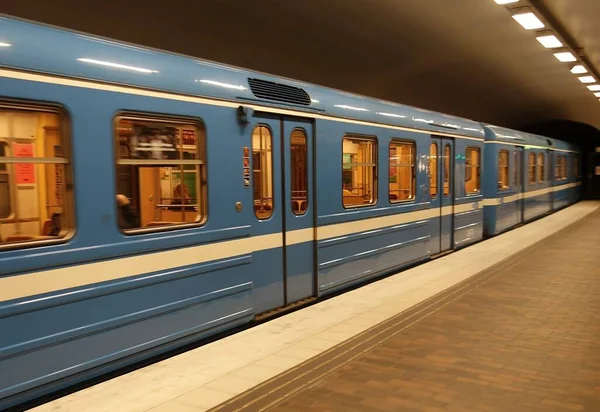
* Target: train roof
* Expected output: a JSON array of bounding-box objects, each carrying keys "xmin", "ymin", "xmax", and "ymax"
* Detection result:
[
  {"xmin": 483, "ymin": 124, "xmax": 579, "ymax": 152},
  {"xmin": 0, "ymin": 15, "xmax": 484, "ymax": 139}
]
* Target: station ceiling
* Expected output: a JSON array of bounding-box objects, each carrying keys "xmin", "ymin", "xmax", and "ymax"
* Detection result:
[{"xmin": 1, "ymin": 0, "xmax": 599, "ymax": 135}]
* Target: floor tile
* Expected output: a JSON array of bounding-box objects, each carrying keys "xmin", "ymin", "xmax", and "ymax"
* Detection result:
[
  {"xmin": 203, "ymin": 374, "xmax": 260, "ymax": 395},
  {"xmin": 177, "ymin": 387, "xmax": 234, "ymax": 409}
]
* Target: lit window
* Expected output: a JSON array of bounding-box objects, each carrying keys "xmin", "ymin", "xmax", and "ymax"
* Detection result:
[
  {"xmin": 528, "ymin": 152, "xmax": 536, "ymax": 184},
  {"xmin": 252, "ymin": 125, "xmax": 274, "ymax": 219},
  {"xmin": 498, "ymin": 150, "xmax": 510, "ymax": 189},
  {"xmin": 0, "ymin": 142, "xmax": 10, "ymax": 219},
  {"xmin": 343, "ymin": 136, "xmax": 377, "ymax": 207},
  {"xmin": 0, "ymin": 106, "xmax": 72, "ymax": 247},
  {"xmin": 537, "ymin": 153, "xmax": 545, "ymax": 183},
  {"xmin": 429, "ymin": 143, "xmax": 438, "ymax": 199},
  {"xmin": 290, "ymin": 129, "xmax": 308, "ymax": 215},
  {"xmin": 116, "ymin": 115, "xmax": 206, "ymax": 231},
  {"xmin": 465, "ymin": 147, "xmax": 481, "ymax": 194},
  {"xmin": 513, "ymin": 150, "xmax": 521, "ymax": 187},
  {"xmin": 444, "ymin": 145, "xmax": 451, "ymax": 196},
  {"xmin": 389, "ymin": 140, "xmax": 415, "ymax": 203}
]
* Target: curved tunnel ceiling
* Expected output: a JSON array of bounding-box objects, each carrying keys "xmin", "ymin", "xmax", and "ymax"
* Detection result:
[{"xmin": 1, "ymin": 0, "xmax": 599, "ymax": 133}]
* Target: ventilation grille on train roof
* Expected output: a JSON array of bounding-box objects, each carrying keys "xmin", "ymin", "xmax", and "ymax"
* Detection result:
[{"xmin": 248, "ymin": 78, "xmax": 312, "ymax": 106}]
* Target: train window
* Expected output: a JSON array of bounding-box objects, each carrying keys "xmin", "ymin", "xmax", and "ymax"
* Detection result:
[
  {"xmin": 443, "ymin": 145, "xmax": 451, "ymax": 196},
  {"xmin": 465, "ymin": 147, "xmax": 480, "ymax": 194},
  {"xmin": 0, "ymin": 106, "xmax": 72, "ymax": 248},
  {"xmin": 528, "ymin": 152, "xmax": 536, "ymax": 184},
  {"xmin": 429, "ymin": 143, "xmax": 438, "ymax": 199},
  {"xmin": 389, "ymin": 140, "xmax": 415, "ymax": 203},
  {"xmin": 290, "ymin": 129, "xmax": 308, "ymax": 215},
  {"xmin": 573, "ymin": 155, "xmax": 579, "ymax": 178},
  {"xmin": 513, "ymin": 150, "xmax": 520, "ymax": 188},
  {"xmin": 556, "ymin": 155, "xmax": 565, "ymax": 180},
  {"xmin": 252, "ymin": 125, "xmax": 274, "ymax": 219},
  {"xmin": 562, "ymin": 155, "xmax": 568, "ymax": 180},
  {"xmin": 343, "ymin": 136, "xmax": 377, "ymax": 207},
  {"xmin": 498, "ymin": 150, "xmax": 509, "ymax": 190},
  {"xmin": 116, "ymin": 115, "xmax": 206, "ymax": 231},
  {"xmin": 537, "ymin": 153, "xmax": 545, "ymax": 183},
  {"xmin": 0, "ymin": 142, "xmax": 10, "ymax": 219}
]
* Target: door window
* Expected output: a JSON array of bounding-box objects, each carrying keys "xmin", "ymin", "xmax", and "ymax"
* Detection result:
[
  {"xmin": 290, "ymin": 129, "xmax": 308, "ymax": 215},
  {"xmin": 443, "ymin": 144, "xmax": 451, "ymax": 196},
  {"xmin": 429, "ymin": 143, "xmax": 438, "ymax": 199}
]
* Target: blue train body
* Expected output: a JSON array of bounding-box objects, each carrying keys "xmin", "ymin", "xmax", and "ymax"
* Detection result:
[
  {"xmin": 482, "ymin": 125, "xmax": 581, "ymax": 236},
  {"xmin": 0, "ymin": 16, "xmax": 581, "ymax": 408}
]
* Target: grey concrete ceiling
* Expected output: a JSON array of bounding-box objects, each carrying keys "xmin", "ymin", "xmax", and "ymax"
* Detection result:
[{"xmin": 1, "ymin": 0, "xmax": 599, "ymax": 132}]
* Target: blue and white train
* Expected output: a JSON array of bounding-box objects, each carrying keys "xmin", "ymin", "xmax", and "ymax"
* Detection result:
[{"xmin": 0, "ymin": 16, "xmax": 581, "ymax": 409}]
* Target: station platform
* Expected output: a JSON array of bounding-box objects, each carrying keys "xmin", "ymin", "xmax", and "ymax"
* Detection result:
[{"xmin": 31, "ymin": 201, "xmax": 600, "ymax": 412}]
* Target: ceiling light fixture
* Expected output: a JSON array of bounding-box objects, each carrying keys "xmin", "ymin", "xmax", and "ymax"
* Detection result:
[
  {"xmin": 587, "ymin": 85, "xmax": 600, "ymax": 91},
  {"xmin": 578, "ymin": 76, "xmax": 596, "ymax": 84},
  {"xmin": 0, "ymin": 42, "xmax": 11, "ymax": 47},
  {"xmin": 594, "ymin": 92, "xmax": 600, "ymax": 98},
  {"xmin": 494, "ymin": 0, "xmax": 519, "ymax": 4},
  {"xmin": 535, "ymin": 35, "xmax": 562, "ymax": 49},
  {"xmin": 512, "ymin": 12, "xmax": 545, "ymax": 30},
  {"xmin": 571, "ymin": 65, "xmax": 587, "ymax": 74},
  {"xmin": 553, "ymin": 52, "xmax": 577, "ymax": 62}
]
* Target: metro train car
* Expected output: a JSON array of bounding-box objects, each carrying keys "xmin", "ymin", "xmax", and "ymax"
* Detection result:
[
  {"xmin": 0, "ymin": 16, "xmax": 581, "ymax": 409},
  {"xmin": 482, "ymin": 125, "xmax": 582, "ymax": 236}
]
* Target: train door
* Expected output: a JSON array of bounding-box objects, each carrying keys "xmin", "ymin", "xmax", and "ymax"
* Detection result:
[
  {"xmin": 440, "ymin": 138, "xmax": 454, "ymax": 251},
  {"xmin": 282, "ymin": 118, "xmax": 315, "ymax": 304},
  {"xmin": 515, "ymin": 146, "xmax": 524, "ymax": 224},
  {"xmin": 549, "ymin": 149, "xmax": 555, "ymax": 210},
  {"xmin": 430, "ymin": 137, "xmax": 454, "ymax": 255},
  {"xmin": 249, "ymin": 114, "xmax": 315, "ymax": 314}
]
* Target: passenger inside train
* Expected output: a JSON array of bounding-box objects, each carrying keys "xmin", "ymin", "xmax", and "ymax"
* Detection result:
[{"xmin": 116, "ymin": 194, "xmax": 140, "ymax": 230}]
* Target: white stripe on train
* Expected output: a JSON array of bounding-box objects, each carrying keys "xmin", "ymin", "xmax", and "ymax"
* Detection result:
[{"xmin": 0, "ymin": 183, "xmax": 580, "ymax": 303}]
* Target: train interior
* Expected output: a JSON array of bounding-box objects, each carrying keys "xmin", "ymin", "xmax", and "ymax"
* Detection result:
[{"xmin": 0, "ymin": 109, "xmax": 67, "ymax": 245}]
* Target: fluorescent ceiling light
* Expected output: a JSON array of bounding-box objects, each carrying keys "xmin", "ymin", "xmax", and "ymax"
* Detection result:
[
  {"xmin": 311, "ymin": 99, "xmax": 320, "ymax": 104},
  {"xmin": 512, "ymin": 12, "xmax": 545, "ymax": 30},
  {"xmin": 196, "ymin": 79, "xmax": 246, "ymax": 90},
  {"xmin": 578, "ymin": 76, "xmax": 596, "ymax": 84},
  {"xmin": 587, "ymin": 85, "xmax": 600, "ymax": 91},
  {"xmin": 536, "ymin": 35, "xmax": 562, "ymax": 48},
  {"xmin": 553, "ymin": 52, "xmax": 576, "ymax": 62},
  {"xmin": 594, "ymin": 92, "xmax": 600, "ymax": 98},
  {"xmin": 571, "ymin": 65, "xmax": 587, "ymax": 74},
  {"xmin": 494, "ymin": 0, "xmax": 519, "ymax": 4},
  {"xmin": 77, "ymin": 58, "xmax": 158, "ymax": 73},
  {"xmin": 0, "ymin": 42, "xmax": 11, "ymax": 47}
]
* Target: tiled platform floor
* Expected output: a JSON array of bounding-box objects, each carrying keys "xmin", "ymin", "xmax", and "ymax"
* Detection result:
[
  {"xmin": 217, "ymin": 208, "xmax": 600, "ymax": 412},
  {"xmin": 29, "ymin": 201, "xmax": 600, "ymax": 412}
]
